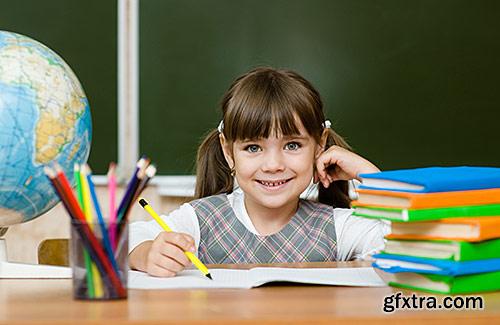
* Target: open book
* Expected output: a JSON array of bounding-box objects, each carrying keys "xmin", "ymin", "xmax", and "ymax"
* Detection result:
[{"xmin": 128, "ymin": 267, "xmax": 385, "ymax": 289}]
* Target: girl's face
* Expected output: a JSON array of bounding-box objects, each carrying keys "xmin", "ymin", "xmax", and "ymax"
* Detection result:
[{"xmin": 222, "ymin": 120, "xmax": 324, "ymax": 214}]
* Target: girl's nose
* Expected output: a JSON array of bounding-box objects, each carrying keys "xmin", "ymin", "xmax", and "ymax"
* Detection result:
[{"xmin": 261, "ymin": 150, "xmax": 285, "ymax": 172}]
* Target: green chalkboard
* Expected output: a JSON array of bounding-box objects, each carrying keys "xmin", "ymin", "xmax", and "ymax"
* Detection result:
[
  {"xmin": 140, "ymin": 0, "xmax": 500, "ymax": 174},
  {"xmin": 3, "ymin": 1, "xmax": 500, "ymax": 176},
  {"xmin": 0, "ymin": 0, "xmax": 117, "ymax": 174}
]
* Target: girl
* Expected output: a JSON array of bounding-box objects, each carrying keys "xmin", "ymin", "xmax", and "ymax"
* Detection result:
[{"xmin": 129, "ymin": 67, "xmax": 387, "ymax": 277}]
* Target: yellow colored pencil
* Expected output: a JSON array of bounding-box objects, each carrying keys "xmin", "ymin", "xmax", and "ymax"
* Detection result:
[
  {"xmin": 74, "ymin": 164, "xmax": 95, "ymax": 298},
  {"xmin": 138, "ymin": 198, "xmax": 213, "ymax": 280},
  {"xmin": 80, "ymin": 168, "xmax": 105, "ymax": 297}
]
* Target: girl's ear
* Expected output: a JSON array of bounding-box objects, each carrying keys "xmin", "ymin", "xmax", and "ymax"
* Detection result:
[
  {"xmin": 219, "ymin": 134, "xmax": 235, "ymax": 168},
  {"xmin": 315, "ymin": 129, "xmax": 329, "ymax": 159}
]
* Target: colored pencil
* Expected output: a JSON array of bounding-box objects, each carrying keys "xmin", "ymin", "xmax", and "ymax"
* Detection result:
[
  {"xmin": 49, "ymin": 165, "xmax": 126, "ymax": 297},
  {"xmin": 114, "ymin": 163, "xmax": 156, "ymax": 255},
  {"xmin": 84, "ymin": 164, "xmax": 119, "ymax": 274},
  {"xmin": 74, "ymin": 164, "xmax": 95, "ymax": 298},
  {"xmin": 119, "ymin": 165, "xmax": 146, "ymax": 223},
  {"xmin": 115, "ymin": 158, "xmax": 149, "ymax": 238},
  {"xmin": 108, "ymin": 163, "xmax": 117, "ymax": 251},
  {"xmin": 116, "ymin": 157, "xmax": 149, "ymax": 224},
  {"xmin": 134, "ymin": 165, "xmax": 157, "ymax": 202},
  {"xmin": 79, "ymin": 165, "xmax": 104, "ymax": 298}
]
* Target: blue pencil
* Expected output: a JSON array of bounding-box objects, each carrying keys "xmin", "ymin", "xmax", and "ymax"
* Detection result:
[
  {"xmin": 116, "ymin": 157, "xmax": 149, "ymax": 224},
  {"xmin": 83, "ymin": 164, "xmax": 119, "ymax": 274}
]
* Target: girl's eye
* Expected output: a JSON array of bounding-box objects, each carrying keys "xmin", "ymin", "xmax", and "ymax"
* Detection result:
[
  {"xmin": 285, "ymin": 142, "xmax": 301, "ymax": 151},
  {"xmin": 244, "ymin": 144, "xmax": 261, "ymax": 153}
]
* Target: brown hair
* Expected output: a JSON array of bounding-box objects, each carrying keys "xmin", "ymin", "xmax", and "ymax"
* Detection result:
[{"xmin": 195, "ymin": 67, "xmax": 351, "ymax": 208}]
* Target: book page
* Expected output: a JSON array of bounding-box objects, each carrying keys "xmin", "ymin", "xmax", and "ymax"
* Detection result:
[
  {"xmin": 128, "ymin": 267, "xmax": 385, "ymax": 290},
  {"xmin": 249, "ymin": 267, "xmax": 386, "ymax": 287},
  {"xmin": 128, "ymin": 269, "xmax": 254, "ymax": 289},
  {"xmin": 0, "ymin": 261, "xmax": 71, "ymax": 279}
]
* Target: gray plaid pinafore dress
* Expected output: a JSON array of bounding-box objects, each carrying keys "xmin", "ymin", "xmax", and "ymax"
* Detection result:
[{"xmin": 190, "ymin": 194, "xmax": 337, "ymax": 264}]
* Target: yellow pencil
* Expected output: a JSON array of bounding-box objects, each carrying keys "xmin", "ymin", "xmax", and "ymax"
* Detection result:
[
  {"xmin": 80, "ymin": 166, "xmax": 105, "ymax": 298},
  {"xmin": 138, "ymin": 198, "xmax": 213, "ymax": 280}
]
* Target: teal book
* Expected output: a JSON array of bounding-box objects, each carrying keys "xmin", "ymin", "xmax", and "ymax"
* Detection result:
[
  {"xmin": 372, "ymin": 253, "xmax": 500, "ymax": 276},
  {"xmin": 353, "ymin": 203, "xmax": 500, "ymax": 222},
  {"xmin": 383, "ymin": 238, "xmax": 500, "ymax": 261},
  {"xmin": 376, "ymin": 268, "xmax": 500, "ymax": 294}
]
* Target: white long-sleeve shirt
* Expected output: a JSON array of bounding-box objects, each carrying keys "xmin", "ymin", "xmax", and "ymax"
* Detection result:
[{"xmin": 130, "ymin": 188, "xmax": 389, "ymax": 261}]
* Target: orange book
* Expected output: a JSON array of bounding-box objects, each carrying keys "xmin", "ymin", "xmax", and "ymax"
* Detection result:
[
  {"xmin": 354, "ymin": 188, "xmax": 500, "ymax": 209},
  {"xmin": 387, "ymin": 216, "xmax": 500, "ymax": 242}
]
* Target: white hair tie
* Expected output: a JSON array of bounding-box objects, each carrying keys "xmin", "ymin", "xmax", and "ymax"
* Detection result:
[
  {"xmin": 322, "ymin": 120, "xmax": 331, "ymax": 129},
  {"xmin": 217, "ymin": 120, "xmax": 224, "ymax": 133}
]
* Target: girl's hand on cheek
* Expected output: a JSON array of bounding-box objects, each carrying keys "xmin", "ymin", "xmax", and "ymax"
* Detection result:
[{"xmin": 314, "ymin": 145, "xmax": 380, "ymax": 188}]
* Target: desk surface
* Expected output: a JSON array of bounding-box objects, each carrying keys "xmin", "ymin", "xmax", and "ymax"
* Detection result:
[{"xmin": 1, "ymin": 262, "xmax": 499, "ymax": 324}]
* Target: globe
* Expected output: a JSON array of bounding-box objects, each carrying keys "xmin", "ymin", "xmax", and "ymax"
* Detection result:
[{"xmin": 0, "ymin": 31, "xmax": 92, "ymax": 228}]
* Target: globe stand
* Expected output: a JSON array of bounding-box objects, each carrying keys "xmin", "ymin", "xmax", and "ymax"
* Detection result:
[{"xmin": 0, "ymin": 227, "xmax": 71, "ymax": 278}]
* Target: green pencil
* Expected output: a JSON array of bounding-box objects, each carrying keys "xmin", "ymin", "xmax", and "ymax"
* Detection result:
[{"xmin": 74, "ymin": 164, "xmax": 95, "ymax": 298}]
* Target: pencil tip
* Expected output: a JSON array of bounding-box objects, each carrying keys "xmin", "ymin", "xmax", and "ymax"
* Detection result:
[
  {"xmin": 44, "ymin": 166, "xmax": 55, "ymax": 177},
  {"xmin": 145, "ymin": 165, "xmax": 157, "ymax": 177},
  {"xmin": 206, "ymin": 273, "xmax": 213, "ymax": 280},
  {"xmin": 53, "ymin": 162, "xmax": 62, "ymax": 171}
]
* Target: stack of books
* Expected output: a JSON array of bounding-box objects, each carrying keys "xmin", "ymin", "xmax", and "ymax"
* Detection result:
[{"xmin": 353, "ymin": 166, "xmax": 500, "ymax": 294}]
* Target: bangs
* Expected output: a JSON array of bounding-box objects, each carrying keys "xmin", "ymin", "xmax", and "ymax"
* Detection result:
[
  {"xmin": 224, "ymin": 70, "xmax": 323, "ymax": 141},
  {"xmin": 229, "ymin": 99, "xmax": 301, "ymax": 141}
]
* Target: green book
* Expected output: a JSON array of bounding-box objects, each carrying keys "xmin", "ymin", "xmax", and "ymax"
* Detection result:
[
  {"xmin": 383, "ymin": 238, "xmax": 500, "ymax": 261},
  {"xmin": 353, "ymin": 203, "xmax": 500, "ymax": 222},
  {"xmin": 376, "ymin": 268, "xmax": 500, "ymax": 294}
]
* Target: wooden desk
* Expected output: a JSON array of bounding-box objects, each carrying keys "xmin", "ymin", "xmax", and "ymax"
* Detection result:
[{"xmin": 1, "ymin": 262, "xmax": 499, "ymax": 324}]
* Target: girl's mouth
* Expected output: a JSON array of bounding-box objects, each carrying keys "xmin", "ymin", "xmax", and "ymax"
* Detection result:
[{"xmin": 256, "ymin": 178, "xmax": 293, "ymax": 189}]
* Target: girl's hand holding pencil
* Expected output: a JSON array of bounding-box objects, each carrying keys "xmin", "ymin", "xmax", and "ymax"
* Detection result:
[
  {"xmin": 134, "ymin": 232, "xmax": 196, "ymax": 277},
  {"xmin": 134, "ymin": 198, "xmax": 213, "ymax": 279}
]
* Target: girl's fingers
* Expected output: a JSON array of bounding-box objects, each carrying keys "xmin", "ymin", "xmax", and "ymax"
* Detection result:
[
  {"xmin": 149, "ymin": 244, "xmax": 188, "ymax": 273},
  {"xmin": 318, "ymin": 171, "xmax": 330, "ymax": 188},
  {"xmin": 316, "ymin": 148, "xmax": 340, "ymax": 176},
  {"xmin": 315, "ymin": 157, "xmax": 328, "ymax": 180},
  {"xmin": 156, "ymin": 253, "xmax": 187, "ymax": 273},
  {"xmin": 160, "ymin": 243, "xmax": 191, "ymax": 267},
  {"xmin": 146, "ymin": 249, "xmax": 178, "ymax": 277},
  {"xmin": 316, "ymin": 157, "xmax": 336, "ymax": 187},
  {"xmin": 147, "ymin": 261, "xmax": 176, "ymax": 278},
  {"xmin": 149, "ymin": 232, "xmax": 195, "ymax": 277},
  {"xmin": 163, "ymin": 232, "xmax": 196, "ymax": 252}
]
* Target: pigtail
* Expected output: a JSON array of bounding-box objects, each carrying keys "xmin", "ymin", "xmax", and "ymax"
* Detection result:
[
  {"xmin": 317, "ymin": 128, "xmax": 352, "ymax": 208},
  {"xmin": 195, "ymin": 129, "xmax": 234, "ymax": 199}
]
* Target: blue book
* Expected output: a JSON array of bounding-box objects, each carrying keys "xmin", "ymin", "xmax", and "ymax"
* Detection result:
[
  {"xmin": 359, "ymin": 166, "xmax": 500, "ymax": 193},
  {"xmin": 373, "ymin": 253, "xmax": 500, "ymax": 276}
]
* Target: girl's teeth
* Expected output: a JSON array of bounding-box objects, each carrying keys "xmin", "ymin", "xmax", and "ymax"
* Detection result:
[{"xmin": 261, "ymin": 180, "xmax": 286, "ymax": 187}]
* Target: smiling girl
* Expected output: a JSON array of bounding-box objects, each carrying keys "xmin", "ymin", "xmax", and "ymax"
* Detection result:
[{"xmin": 129, "ymin": 67, "xmax": 387, "ymax": 277}]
